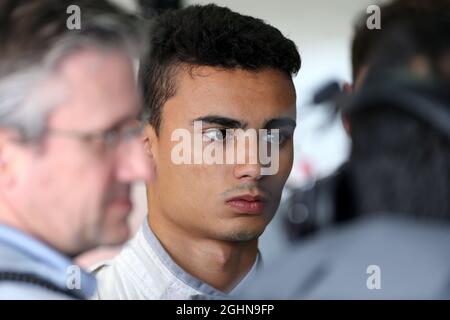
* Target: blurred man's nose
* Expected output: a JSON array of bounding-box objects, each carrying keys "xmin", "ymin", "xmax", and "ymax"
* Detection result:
[{"xmin": 116, "ymin": 138, "xmax": 154, "ymax": 183}]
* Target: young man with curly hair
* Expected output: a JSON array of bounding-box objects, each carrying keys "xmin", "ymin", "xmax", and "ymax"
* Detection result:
[{"xmin": 93, "ymin": 4, "xmax": 301, "ymax": 299}]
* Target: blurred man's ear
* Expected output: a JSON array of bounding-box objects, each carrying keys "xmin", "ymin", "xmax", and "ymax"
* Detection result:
[
  {"xmin": 341, "ymin": 82, "xmax": 352, "ymax": 136},
  {"xmin": 342, "ymin": 82, "xmax": 353, "ymax": 94},
  {"xmin": 0, "ymin": 134, "xmax": 7, "ymax": 176},
  {"xmin": 0, "ymin": 131, "xmax": 19, "ymax": 189},
  {"xmin": 354, "ymin": 66, "xmax": 369, "ymax": 90},
  {"xmin": 341, "ymin": 113, "xmax": 351, "ymax": 135}
]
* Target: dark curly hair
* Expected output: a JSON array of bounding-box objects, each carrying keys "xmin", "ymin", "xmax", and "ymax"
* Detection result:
[{"xmin": 139, "ymin": 4, "xmax": 301, "ymax": 133}]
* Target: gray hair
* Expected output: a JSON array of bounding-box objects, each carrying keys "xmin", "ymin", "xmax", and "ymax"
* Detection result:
[{"xmin": 0, "ymin": 0, "xmax": 148, "ymax": 141}]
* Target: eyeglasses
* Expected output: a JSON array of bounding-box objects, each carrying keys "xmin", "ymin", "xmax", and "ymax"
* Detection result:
[{"xmin": 43, "ymin": 120, "xmax": 143, "ymax": 150}]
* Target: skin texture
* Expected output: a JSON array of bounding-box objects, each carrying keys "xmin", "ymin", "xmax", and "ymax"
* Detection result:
[
  {"xmin": 0, "ymin": 48, "xmax": 153, "ymax": 257},
  {"xmin": 144, "ymin": 66, "xmax": 297, "ymax": 291}
]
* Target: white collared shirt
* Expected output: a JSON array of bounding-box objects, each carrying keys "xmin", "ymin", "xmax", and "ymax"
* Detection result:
[{"xmin": 91, "ymin": 219, "xmax": 261, "ymax": 300}]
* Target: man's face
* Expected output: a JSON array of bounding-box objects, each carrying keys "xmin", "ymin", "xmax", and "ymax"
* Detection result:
[
  {"xmin": 147, "ymin": 66, "xmax": 296, "ymax": 242},
  {"xmin": 5, "ymin": 49, "xmax": 152, "ymax": 255}
]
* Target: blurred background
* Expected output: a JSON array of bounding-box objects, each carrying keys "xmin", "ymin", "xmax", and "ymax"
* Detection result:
[{"xmin": 77, "ymin": 0, "xmax": 386, "ymax": 267}]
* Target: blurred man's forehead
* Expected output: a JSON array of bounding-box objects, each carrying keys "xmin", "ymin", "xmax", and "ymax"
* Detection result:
[{"xmin": 47, "ymin": 48, "xmax": 139, "ymax": 129}]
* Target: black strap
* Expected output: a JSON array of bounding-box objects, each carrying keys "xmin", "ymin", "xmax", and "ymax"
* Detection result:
[{"xmin": 0, "ymin": 271, "xmax": 83, "ymax": 299}]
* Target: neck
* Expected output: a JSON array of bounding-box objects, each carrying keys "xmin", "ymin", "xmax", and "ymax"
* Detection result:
[{"xmin": 147, "ymin": 210, "xmax": 258, "ymax": 293}]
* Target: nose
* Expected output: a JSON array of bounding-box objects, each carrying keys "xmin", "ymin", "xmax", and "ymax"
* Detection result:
[
  {"xmin": 232, "ymin": 135, "xmax": 263, "ymax": 181},
  {"xmin": 115, "ymin": 137, "xmax": 154, "ymax": 183},
  {"xmin": 233, "ymin": 162, "xmax": 263, "ymax": 181}
]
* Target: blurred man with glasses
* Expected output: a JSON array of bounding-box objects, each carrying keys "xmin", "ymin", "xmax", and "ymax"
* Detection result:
[{"xmin": 0, "ymin": 0, "xmax": 152, "ymax": 299}]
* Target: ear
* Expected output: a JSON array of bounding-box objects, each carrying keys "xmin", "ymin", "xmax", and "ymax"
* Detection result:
[
  {"xmin": 341, "ymin": 82, "xmax": 352, "ymax": 136},
  {"xmin": 341, "ymin": 113, "xmax": 351, "ymax": 136},
  {"xmin": 342, "ymin": 81, "xmax": 353, "ymax": 94},
  {"xmin": 142, "ymin": 124, "xmax": 158, "ymax": 160},
  {"xmin": 0, "ymin": 130, "xmax": 20, "ymax": 189}
]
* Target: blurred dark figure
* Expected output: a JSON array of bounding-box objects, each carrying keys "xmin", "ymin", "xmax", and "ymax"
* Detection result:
[
  {"xmin": 242, "ymin": 7, "xmax": 450, "ymax": 299},
  {"xmin": 284, "ymin": 0, "xmax": 450, "ymax": 240}
]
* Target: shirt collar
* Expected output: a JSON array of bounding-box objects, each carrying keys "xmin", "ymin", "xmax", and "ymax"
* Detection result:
[
  {"xmin": 0, "ymin": 224, "xmax": 97, "ymax": 299},
  {"xmin": 142, "ymin": 219, "xmax": 261, "ymax": 297}
]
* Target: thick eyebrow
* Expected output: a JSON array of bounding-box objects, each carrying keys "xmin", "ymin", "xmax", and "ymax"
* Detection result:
[
  {"xmin": 263, "ymin": 117, "xmax": 297, "ymax": 130},
  {"xmin": 192, "ymin": 115, "xmax": 247, "ymax": 129}
]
